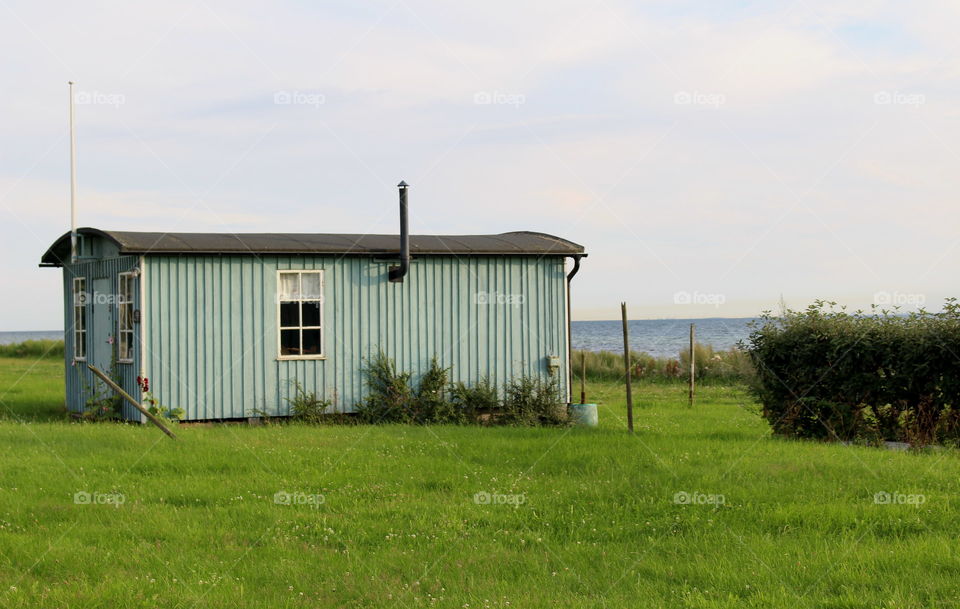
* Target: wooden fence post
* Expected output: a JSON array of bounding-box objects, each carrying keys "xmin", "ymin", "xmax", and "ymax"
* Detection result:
[
  {"xmin": 580, "ymin": 351, "xmax": 586, "ymax": 404},
  {"xmin": 622, "ymin": 302, "xmax": 634, "ymax": 432},
  {"xmin": 688, "ymin": 323, "xmax": 695, "ymax": 408}
]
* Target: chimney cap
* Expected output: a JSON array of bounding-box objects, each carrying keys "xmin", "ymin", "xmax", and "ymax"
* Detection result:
[{"xmin": 397, "ymin": 180, "xmax": 409, "ymax": 188}]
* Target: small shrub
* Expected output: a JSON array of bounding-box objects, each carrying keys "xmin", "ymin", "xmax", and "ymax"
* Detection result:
[
  {"xmin": 286, "ymin": 381, "xmax": 331, "ymax": 423},
  {"xmin": 356, "ymin": 351, "xmax": 415, "ymax": 423},
  {"xmin": 415, "ymin": 357, "xmax": 459, "ymax": 423},
  {"xmin": 450, "ymin": 377, "xmax": 500, "ymax": 424},
  {"xmin": 501, "ymin": 376, "xmax": 567, "ymax": 426}
]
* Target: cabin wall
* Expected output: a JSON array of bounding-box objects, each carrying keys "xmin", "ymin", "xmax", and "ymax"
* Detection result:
[
  {"xmin": 142, "ymin": 255, "xmax": 569, "ymax": 420},
  {"xmin": 62, "ymin": 255, "xmax": 142, "ymax": 421}
]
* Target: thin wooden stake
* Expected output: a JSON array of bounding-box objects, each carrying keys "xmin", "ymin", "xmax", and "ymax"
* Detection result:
[
  {"xmin": 688, "ymin": 323, "xmax": 695, "ymax": 408},
  {"xmin": 621, "ymin": 302, "xmax": 634, "ymax": 432},
  {"xmin": 87, "ymin": 364, "xmax": 178, "ymax": 440},
  {"xmin": 580, "ymin": 351, "xmax": 586, "ymax": 404}
]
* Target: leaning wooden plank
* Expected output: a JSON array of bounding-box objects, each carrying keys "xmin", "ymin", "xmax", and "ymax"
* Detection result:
[{"xmin": 86, "ymin": 364, "xmax": 178, "ymax": 440}]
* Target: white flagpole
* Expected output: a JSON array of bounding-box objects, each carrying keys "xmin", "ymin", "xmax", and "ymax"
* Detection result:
[{"xmin": 68, "ymin": 81, "xmax": 78, "ymax": 263}]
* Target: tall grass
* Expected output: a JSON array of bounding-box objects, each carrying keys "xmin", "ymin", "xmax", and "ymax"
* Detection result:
[
  {"xmin": 572, "ymin": 343, "xmax": 753, "ymax": 384},
  {"xmin": 0, "ymin": 339, "xmax": 64, "ymax": 358}
]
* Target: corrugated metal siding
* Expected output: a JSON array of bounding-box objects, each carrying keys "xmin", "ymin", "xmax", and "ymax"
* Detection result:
[
  {"xmin": 144, "ymin": 255, "xmax": 569, "ymax": 420},
  {"xmin": 62, "ymin": 255, "xmax": 142, "ymax": 421}
]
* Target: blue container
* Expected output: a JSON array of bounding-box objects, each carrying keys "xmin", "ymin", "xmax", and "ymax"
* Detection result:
[{"xmin": 569, "ymin": 403, "xmax": 598, "ymax": 427}]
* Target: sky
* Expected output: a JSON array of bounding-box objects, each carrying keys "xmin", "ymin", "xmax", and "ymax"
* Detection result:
[{"xmin": 1, "ymin": 0, "xmax": 958, "ymax": 329}]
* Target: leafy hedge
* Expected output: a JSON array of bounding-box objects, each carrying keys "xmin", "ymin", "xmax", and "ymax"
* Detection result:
[{"xmin": 745, "ymin": 300, "xmax": 960, "ymax": 446}]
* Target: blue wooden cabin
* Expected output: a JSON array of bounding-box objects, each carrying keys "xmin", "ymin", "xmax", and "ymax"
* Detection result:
[{"xmin": 41, "ymin": 226, "xmax": 586, "ymax": 421}]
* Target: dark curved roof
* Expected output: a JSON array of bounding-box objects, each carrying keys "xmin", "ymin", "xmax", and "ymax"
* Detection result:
[{"xmin": 41, "ymin": 228, "xmax": 586, "ymax": 266}]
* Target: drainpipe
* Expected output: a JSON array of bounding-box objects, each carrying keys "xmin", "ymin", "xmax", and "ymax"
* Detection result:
[
  {"xmin": 389, "ymin": 181, "xmax": 410, "ymax": 282},
  {"xmin": 566, "ymin": 255, "xmax": 582, "ymax": 403}
]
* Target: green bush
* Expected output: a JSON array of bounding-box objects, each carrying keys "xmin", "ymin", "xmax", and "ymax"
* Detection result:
[
  {"xmin": 501, "ymin": 376, "xmax": 567, "ymax": 426},
  {"xmin": 286, "ymin": 381, "xmax": 332, "ymax": 423},
  {"xmin": 450, "ymin": 378, "xmax": 499, "ymax": 424},
  {"xmin": 745, "ymin": 299, "xmax": 960, "ymax": 446},
  {"xmin": 415, "ymin": 357, "xmax": 460, "ymax": 423},
  {"xmin": 356, "ymin": 351, "xmax": 416, "ymax": 423},
  {"xmin": 0, "ymin": 339, "xmax": 64, "ymax": 358},
  {"xmin": 357, "ymin": 353, "xmax": 568, "ymax": 427}
]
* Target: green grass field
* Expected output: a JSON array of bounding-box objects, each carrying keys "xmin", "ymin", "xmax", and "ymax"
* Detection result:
[{"xmin": 0, "ymin": 355, "xmax": 958, "ymax": 607}]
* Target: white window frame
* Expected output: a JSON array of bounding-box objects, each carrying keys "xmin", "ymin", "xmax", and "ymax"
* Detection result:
[
  {"xmin": 117, "ymin": 272, "xmax": 136, "ymax": 364},
  {"xmin": 72, "ymin": 277, "xmax": 87, "ymax": 361},
  {"xmin": 276, "ymin": 270, "xmax": 325, "ymax": 360}
]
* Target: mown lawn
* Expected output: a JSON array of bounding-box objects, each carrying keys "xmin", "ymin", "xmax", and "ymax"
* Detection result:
[{"xmin": 0, "ymin": 357, "xmax": 958, "ymax": 608}]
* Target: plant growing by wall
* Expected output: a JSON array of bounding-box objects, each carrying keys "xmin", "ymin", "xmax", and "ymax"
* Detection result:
[
  {"xmin": 501, "ymin": 376, "xmax": 567, "ymax": 426},
  {"xmin": 138, "ymin": 376, "xmax": 185, "ymax": 421},
  {"xmin": 356, "ymin": 351, "xmax": 416, "ymax": 423},
  {"xmin": 285, "ymin": 380, "xmax": 332, "ymax": 423},
  {"xmin": 415, "ymin": 357, "xmax": 459, "ymax": 424},
  {"xmin": 357, "ymin": 353, "xmax": 569, "ymax": 427},
  {"xmin": 450, "ymin": 377, "xmax": 499, "ymax": 424}
]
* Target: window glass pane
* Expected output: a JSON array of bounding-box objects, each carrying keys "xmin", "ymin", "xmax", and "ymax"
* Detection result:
[
  {"xmin": 302, "ymin": 329, "xmax": 321, "ymax": 355},
  {"xmin": 74, "ymin": 282, "xmax": 85, "ymax": 306},
  {"xmin": 119, "ymin": 333, "xmax": 129, "ymax": 360},
  {"xmin": 280, "ymin": 302, "xmax": 299, "ymax": 327},
  {"xmin": 301, "ymin": 273, "xmax": 321, "ymax": 298},
  {"xmin": 279, "ymin": 273, "xmax": 300, "ymax": 300},
  {"xmin": 301, "ymin": 301, "xmax": 321, "ymax": 327},
  {"xmin": 280, "ymin": 329, "xmax": 300, "ymax": 355}
]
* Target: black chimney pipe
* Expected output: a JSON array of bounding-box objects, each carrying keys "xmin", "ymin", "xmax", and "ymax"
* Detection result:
[{"xmin": 389, "ymin": 181, "xmax": 410, "ymax": 282}]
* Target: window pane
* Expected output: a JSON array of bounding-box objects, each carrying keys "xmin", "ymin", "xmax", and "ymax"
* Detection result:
[
  {"xmin": 301, "ymin": 301, "xmax": 321, "ymax": 327},
  {"xmin": 119, "ymin": 333, "xmax": 129, "ymax": 360},
  {"xmin": 301, "ymin": 273, "xmax": 321, "ymax": 298},
  {"xmin": 302, "ymin": 329, "xmax": 321, "ymax": 355},
  {"xmin": 279, "ymin": 273, "xmax": 300, "ymax": 300},
  {"xmin": 280, "ymin": 329, "xmax": 300, "ymax": 355},
  {"xmin": 280, "ymin": 302, "xmax": 299, "ymax": 327}
]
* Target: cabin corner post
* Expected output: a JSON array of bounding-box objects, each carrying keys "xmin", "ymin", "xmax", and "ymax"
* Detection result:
[
  {"xmin": 138, "ymin": 255, "xmax": 147, "ymax": 423},
  {"xmin": 565, "ymin": 255, "xmax": 582, "ymax": 404}
]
